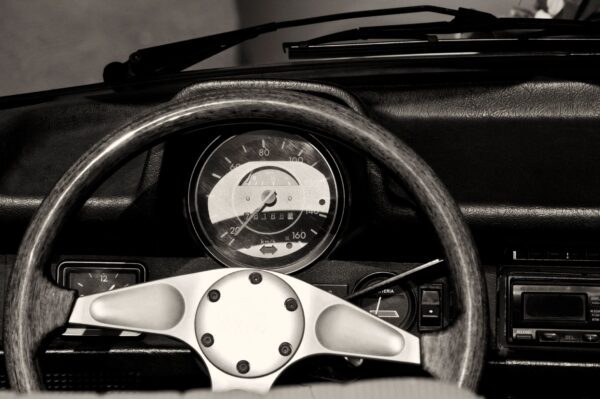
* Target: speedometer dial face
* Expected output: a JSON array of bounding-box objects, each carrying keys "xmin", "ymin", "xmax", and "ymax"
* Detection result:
[{"xmin": 188, "ymin": 130, "xmax": 344, "ymax": 273}]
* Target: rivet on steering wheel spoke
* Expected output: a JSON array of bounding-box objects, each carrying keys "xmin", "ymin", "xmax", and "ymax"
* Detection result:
[
  {"xmin": 279, "ymin": 342, "xmax": 292, "ymax": 356},
  {"xmin": 236, "ymin": 360, "xmax": 250, "ymax": 374},
  {"xmin": 201, "ymin": 333, "xmax": 214, "ymax": 347},
  {"xmin": 249, "ymin": 272, "xmax": 262, "ymax": 285},
  {"xmin": 284, "ymin": 298, "xmax": 298, "ymax": 311},
  {"xmin": 208, "ymin": 289, "xmax": 220, "ymax": 302}
]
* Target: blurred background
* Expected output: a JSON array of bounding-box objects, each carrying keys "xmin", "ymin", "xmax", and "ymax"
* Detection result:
[{"xmin": 0, "ymin": 0, "xmax": 577, "ymax": 96}]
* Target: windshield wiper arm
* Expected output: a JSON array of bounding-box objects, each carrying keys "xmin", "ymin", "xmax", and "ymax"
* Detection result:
[{"xmin": 103, "ymin": 5, "xmax": 490, "ymax": 83}]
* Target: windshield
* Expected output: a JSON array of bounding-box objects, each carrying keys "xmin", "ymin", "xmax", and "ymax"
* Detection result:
[{"xmin": 0, "ymin": 0, "xmax": 596, "ymax": 96}]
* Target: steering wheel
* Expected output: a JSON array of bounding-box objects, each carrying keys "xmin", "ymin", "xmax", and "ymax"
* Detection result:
[{"xmin": 4, "ymin": 86, "xmax": 487, "ymax": 393}]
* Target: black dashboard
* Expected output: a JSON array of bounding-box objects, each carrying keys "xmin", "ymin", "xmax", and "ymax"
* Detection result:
[{"xmin": 2, "ymin": 58, "xmax": 600, "ymax": 397}]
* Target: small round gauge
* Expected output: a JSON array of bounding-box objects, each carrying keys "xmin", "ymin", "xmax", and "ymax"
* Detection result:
[
  {"xmin": 58, "ymin": 263, "xmax": 145, "ymax": 297},
  {"xmin": 353, "ymin": 273, "xmax": 415, "ymax": 328},
  {"xmin": 69, "ymin": 271, "xmax": 137, "ymax": 297},
  {"xmin": 187, "ymin": 130, "xmax": 344, "ymax": 273}
]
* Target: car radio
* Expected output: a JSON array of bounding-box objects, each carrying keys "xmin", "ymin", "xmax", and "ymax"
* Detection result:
[{"xmin": 505, "ymin": 272, "xmax": 600, "ymax": 346}]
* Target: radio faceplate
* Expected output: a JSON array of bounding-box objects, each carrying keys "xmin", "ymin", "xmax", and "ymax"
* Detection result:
[{"xmin": 501, "ymin": 270, "xmax": 600, "ymax": 349}]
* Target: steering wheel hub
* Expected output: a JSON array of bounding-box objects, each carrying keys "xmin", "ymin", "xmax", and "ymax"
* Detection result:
[{"xmin": 195, "ymin": 270, "xmax": 304, "ymax": 377}]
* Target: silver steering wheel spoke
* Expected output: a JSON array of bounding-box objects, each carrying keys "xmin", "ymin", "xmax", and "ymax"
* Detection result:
[
  {"xmin": 280, "ymin": 272, "xmax": 421, "ymax": 365},
  {"xmin": 69, "ymin": 268, "xmax": 232, "ymax": 347},
  {"xmin": 68, "ymin": 268, "xmax": 421, "ymax": 393}
]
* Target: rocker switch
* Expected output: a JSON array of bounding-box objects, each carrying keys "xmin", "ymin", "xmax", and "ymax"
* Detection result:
[{"xmin": 419, "ymin": 287, "xmax": 442, "ymax": 329}]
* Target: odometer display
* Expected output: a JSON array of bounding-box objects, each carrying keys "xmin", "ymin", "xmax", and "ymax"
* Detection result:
[{"xmin": 188, "ymin": 130, "xmax": 344, "ymax": 273}]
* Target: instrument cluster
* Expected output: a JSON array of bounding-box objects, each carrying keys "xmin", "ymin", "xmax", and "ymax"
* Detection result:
[{"xmin": 186, "ymin": 130, "xmax": 345, "ymax": 274}]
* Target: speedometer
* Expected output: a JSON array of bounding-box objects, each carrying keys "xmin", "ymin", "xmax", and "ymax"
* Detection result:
[{"xmin": 187, "ymin": 130, "xmax": 344, "ymax": 273}]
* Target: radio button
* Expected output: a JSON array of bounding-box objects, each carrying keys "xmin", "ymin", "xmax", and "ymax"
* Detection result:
[
  {"xmin": 589, "ymin": 307, "xmax": 600, "ymax": 322},
  {"xmin": 515, "ymin": 333, "xmax": 534, "ymax": 341},
  {"xmin": 538, "ymin": 332, "xmax": 559, "ymax": 342},
  {"xmin": 559, "ymin": 332, "xmax": 581, "ymax": 343},
  {"xmin": 583, "ymin": 333, "xmax": 599, "ymax": 343}
]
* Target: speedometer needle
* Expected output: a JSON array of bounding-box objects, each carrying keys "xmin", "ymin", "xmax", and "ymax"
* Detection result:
[{"xmin": 233, "ymin": 190, "xmax": 277, "ymax": 237}]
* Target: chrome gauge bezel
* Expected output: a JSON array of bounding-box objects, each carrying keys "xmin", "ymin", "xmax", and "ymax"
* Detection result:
[{"xmin": 186, "ymin": 128, "xmax": 346, "ymax": 274}]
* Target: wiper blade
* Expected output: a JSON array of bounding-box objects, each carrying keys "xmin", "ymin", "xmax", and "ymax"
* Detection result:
[
  {"xmin": 284, "ymin": 37, "xmax": 600, "ymax": 62},
  {"xmin": 103, "ymin": 5, "xmax": 489, "ymax": 83},
  {"xmin": 282, "ymin": 16, "xmax": 600, "ymax": 55}
]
